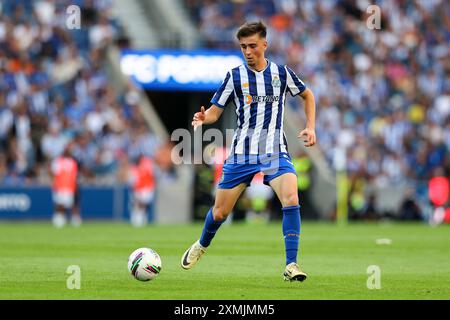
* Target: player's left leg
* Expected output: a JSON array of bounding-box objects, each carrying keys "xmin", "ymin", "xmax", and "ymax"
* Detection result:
[
  {"xmin": 267, "ymin": 171, "xmax": 307, "ymax": 282},
  {"xmin": 70, "ymin": 205, "xmax": 82, "ymax": 227},
  {"xmin": 70, "ymin": 190, "xmax": 82, "ymax": 227}
]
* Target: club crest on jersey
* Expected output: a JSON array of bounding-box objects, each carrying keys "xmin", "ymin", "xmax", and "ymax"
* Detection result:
[{"xmin": 272, "ymin": 76, "xmax": 281, "ymax": 88}]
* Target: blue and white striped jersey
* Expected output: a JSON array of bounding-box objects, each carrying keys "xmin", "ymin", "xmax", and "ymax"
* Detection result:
[{"xmin": 211, "ymin": 60, "xmax": 306, "ymax": 156}]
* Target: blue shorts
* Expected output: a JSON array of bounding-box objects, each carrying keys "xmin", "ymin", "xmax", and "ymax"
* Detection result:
[{"xmin": 217, "ymin": 153, "xmax": 297, "ymax": 189}]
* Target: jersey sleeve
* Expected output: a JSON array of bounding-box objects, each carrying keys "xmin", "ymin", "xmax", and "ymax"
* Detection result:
[
  {"xmin": 285, "ymin": 66, "xmax": 307, "ymax": 96},
  {"xmin": 210, "ymin": 71, "xmax": 235, "ymax": 108}
]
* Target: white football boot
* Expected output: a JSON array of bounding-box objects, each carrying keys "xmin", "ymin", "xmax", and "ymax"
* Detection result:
[
  {"xmin": 52, "ymin": 214, "xmax": 66, "ymax": 228},
  {"xmin": 284, "ymin": 262, "xmax": 307, "ymax": 282},
  {"xmin": 181, "ymin": 240, "xmax": 207, "ymax": 270}
]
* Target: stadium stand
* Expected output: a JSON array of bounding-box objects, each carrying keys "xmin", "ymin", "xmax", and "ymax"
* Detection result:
[
  {"xmin": 1, "ymin": 0, "xmax": 448, "ymax": 222},
  {"xmin": 183, "ymin": 0, "xmax": 449, "ymax": 219},
  {"xmin": 0, "ymin": 0, "xmax": 162, "ymax": 186}
]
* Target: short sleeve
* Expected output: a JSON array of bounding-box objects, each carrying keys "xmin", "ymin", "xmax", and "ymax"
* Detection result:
[
  {"xmin": 210, "ymin": 71, "xmax": 235, "ymax": 108},
  {"xmin": 285, "ymin": 66, "xmax": 306, "ymax": 96}
]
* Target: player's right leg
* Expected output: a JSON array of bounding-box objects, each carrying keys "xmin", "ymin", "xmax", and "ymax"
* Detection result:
[
  {"xmin": 52, "ymin": 191, "xmax": 73, "ymax": 228},
  {"xmin": 52, "ymin": 204, "xmax": 67, "ymax": 228},
  {"xmin": 181, "ymin": 183, "xmax": 247, "ymax": 270},
  {"xmin": 130, "ymin": 190, "xmax": 153, "ymax": 227},
  {"xmin": 130, "ymin": 201, "xmax": 146, "ymax": 227}
]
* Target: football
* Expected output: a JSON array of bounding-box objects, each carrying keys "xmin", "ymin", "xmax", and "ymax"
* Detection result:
[{"xmin": 128, "ymin": 248, "xmax": 162, "ymax": 281}]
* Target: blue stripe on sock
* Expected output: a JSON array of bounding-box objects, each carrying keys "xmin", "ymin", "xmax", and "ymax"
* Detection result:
[
  {"xmin": 199, "ymin": 208, "xmax": 225, "ymax": 247},
  {"xmin": 282, "ymin": 205, "xmax": 301, "ymax": 265}
]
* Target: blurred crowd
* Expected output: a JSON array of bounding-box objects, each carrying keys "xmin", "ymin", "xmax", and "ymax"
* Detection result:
[
  {"xmin": 0, "ymin": 0, "xmax": 165, "ymax": 186},
  {"xmin": 1, "ymin": 0, "xmax": 448, "ymax": 222},
  {"xmin": 185, "ymin": 0, "xmax": 450, "ymax": 219}
]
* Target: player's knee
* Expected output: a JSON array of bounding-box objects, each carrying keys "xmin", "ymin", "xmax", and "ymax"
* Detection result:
[
  {"xmin": 212, "ymin": 206, "xmax": 229, "ymax": 221},
  {"xmin": 281, "ymin": 192, "xmax": 299, "ymax": 207}
]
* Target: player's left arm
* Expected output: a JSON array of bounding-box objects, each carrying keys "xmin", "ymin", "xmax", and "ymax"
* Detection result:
[{"xmin": 298, "ymin": 88, "xmax": 316, "ymax": 147}]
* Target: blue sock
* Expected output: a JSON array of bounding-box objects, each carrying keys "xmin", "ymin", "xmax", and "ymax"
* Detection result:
[
  {"xmin": 282, "ymin": 205, "xmax": 301, "ymax": 265},
  {"xmin": 199, "ymin": 208, "xmax": 225, "ymax": 247}
]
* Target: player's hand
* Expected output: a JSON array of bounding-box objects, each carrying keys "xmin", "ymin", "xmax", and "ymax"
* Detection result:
[
  {"xmin": 192, "ymin": 106, "xmax": 206, "ymax": 131},
  {"xmin": 298, "ymin": 128, "xmax": 316, "ymax": 147}
]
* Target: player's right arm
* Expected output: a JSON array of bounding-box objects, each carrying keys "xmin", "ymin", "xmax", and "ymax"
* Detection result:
[
  {"xmin": 192, "ymin": 105, "xmax": 224, "ymax": 130},
  {"xmin": 192, "ymin": 70, "xmax": 233, "ymax": 130}
]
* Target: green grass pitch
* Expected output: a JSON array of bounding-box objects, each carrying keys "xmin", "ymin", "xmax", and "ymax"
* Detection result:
[{"xmin": 0, "ymin": 221, "xmax": 449, "ymax": 300}]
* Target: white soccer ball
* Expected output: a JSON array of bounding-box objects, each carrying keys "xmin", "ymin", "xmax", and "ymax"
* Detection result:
[{"xmin": 128, "ymin": 247, "xmax": 162, "ymax": 281}]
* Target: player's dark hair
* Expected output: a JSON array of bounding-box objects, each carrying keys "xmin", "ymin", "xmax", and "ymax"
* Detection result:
[{"xmin": 236, "ymin": 21, "xmax": 267, "ymax": 40}]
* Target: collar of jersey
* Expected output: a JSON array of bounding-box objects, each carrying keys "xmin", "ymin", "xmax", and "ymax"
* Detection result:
[{"xmin": 245, "ymin": 59, "xmax": 270, "ymax": 74}]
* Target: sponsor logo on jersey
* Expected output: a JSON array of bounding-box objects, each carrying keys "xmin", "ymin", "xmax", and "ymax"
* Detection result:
[{"xmin": 244, "ymin": 95, "xmax": 280, "ymax": 105}]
